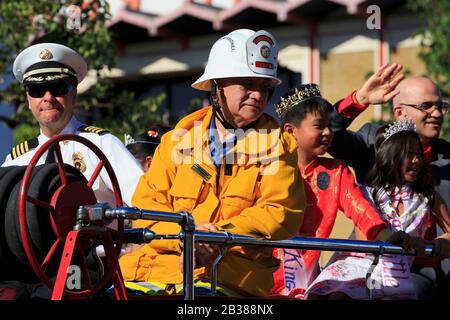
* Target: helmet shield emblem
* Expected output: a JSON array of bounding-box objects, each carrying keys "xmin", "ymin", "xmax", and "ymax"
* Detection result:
[{"xmin": 246, "ymin": 30, "xmax": 278, "ymax": 77}]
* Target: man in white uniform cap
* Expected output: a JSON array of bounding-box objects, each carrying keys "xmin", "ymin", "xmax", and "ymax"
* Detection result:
[{"xmin": 2, "ymin": 42, "xmax": 143, "ymax": 206}]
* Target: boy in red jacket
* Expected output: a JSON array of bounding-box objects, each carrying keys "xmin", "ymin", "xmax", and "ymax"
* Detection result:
[{"xmin": 271, "ymin": 84, "xmax": 400, "ymax": 298}]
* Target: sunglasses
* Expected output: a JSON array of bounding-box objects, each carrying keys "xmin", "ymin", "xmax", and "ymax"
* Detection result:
[{"xmin": 25, "ymin": 81, "xmax": 75, "ymax": 98}]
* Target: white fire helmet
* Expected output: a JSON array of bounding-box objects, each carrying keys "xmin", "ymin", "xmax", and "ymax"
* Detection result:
[{"xmin": 192, "ymin": 29, "xmax": 282, "ymax": 91}]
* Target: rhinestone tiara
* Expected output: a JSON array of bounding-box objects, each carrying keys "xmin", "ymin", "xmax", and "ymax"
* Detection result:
[
  {"xmin": 124, "ymin": 133, "xmax": 160, "ymax": 147},
  {"xmin": 275, "ymin": 84, "xmax": 322, "ymax": 117},
  {"xmin": 382, "ymin": 116, "xmax": 416, "ymax": 142},
  {"xmin": 124, "ymin": 133, "xmax": 135, "ymax": 146}
]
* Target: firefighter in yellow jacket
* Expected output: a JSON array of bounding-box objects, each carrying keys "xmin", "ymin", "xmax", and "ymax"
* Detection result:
[{"xmin": 119, "ymin": 29, "xmax": 306, "ymax": 297}]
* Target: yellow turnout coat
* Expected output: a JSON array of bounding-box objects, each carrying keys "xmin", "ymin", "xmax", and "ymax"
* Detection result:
[{"xmin": 120, "ymin": 106, "xmax": 305, "ymax": 296}]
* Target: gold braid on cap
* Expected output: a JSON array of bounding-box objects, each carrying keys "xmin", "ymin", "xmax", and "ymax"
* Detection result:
[{"xmin": 275, "ymin": 84, "xmax": 322, "ymax": 117}]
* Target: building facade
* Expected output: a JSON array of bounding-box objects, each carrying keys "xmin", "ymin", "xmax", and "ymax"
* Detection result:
[{"xmin": 90, "ymin": 0, "xmax": 427, "ymax": 127}]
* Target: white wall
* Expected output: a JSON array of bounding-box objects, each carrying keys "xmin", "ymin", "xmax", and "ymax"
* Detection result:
[
  {"xmin": 107, "ymin": 0, "xmax": 124, "ymax": 16},
  {"xmin": 139, "ymin": 0, "xmax": 184, "ymax": 15}
]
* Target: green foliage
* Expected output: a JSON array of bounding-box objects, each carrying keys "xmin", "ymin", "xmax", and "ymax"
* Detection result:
[
  {"xmin": 407, "ymin": 0, "xmax": 450, "ymax": 140},
  {"xmin": 177, "ymin": 97, "xmax": 205, "ymax": 120},
  {"xmin": 14, "ymin": 123, "xmax": 40, "ymax": 145},
  {"xmin": 96, "ymin": 90, "xmax": 166, "ymax": 141},
  {"xmin": 0, "ymin": 1, "xmax": 115, "ymax": 111},
  {"xmin": 0, "ymin": 1, "xmax": 167, "ymax": 144}
]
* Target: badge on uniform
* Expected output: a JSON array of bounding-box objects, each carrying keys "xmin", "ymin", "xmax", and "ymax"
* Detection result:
[
  {"xmin": 72, "ymin": 152, "xmax": 86, "ymax": 173},
  {"xmin": 317, "ymin": 171, "xmax": 330, "ymax": 190}
]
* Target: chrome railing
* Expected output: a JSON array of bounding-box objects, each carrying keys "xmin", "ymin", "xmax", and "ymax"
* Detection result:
[{"xmin": 89, "ymin": 205, "xmax": 443, "ymax": 300}]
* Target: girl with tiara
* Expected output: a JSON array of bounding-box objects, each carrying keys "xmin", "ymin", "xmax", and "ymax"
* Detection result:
[
  {"xmin": 305, "ymin": 117, "xmax": 450, "ymax": 300},
  {"xmin": 124, "ymin": 124, "xmax": 170, "ymax": 172}
]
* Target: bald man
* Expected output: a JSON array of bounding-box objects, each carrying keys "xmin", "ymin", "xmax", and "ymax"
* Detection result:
[
  {"xmin": 327, "ymin": 64, "xmax": 450, "ymax": 299},
  {"xmin": 393, "ymin": 77, "xmax": 446, "ymax": 146}
]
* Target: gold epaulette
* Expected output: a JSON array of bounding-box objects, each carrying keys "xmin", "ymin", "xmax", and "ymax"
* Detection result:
[
  {"xmin": 10, "ymin": 138, "xmax": 39, "ymax": 160},
  {"xmin": 77, "ymin": 125, "xmax": 110, "ymax": 136}
]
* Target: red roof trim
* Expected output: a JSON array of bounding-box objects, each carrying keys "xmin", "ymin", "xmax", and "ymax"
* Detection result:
[
  {"xmin": 107, "ymin": 9, "xmax": 154, "ymax": 31},
  {"xmin": 108, "ymin": 0, "xmax": 381, "ymax": 37},
  {"xmin": 150, "ymin": 2, "xmax": 220, "ymax": 35}
]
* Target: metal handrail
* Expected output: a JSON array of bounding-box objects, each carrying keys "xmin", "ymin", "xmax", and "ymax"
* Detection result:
[
  {"xmin": 151, "ymin": 230, "xmax": 440, "ymax": 299},
  {"xmin": 104, "ymin": 207, "xmax": 435, "ymax": 257},
  {"xmin": 192, "ymin": 231, "xmax": 435, "ymax": 256},
  {"xmin": 99, "ymin": 205, "xmax": 445, "ymax": 300}
]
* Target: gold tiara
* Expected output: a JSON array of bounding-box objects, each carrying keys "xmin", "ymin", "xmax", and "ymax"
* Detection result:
[{"xmin": 275, "ymin": 84, "xmax": 322, "ymax": 117}]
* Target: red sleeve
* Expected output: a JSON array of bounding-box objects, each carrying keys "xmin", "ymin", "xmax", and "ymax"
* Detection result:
[
  {"xmin": 338, "ymin": 165, "xmax": 387, "ymax": 240},
  {"xmin": 337, "ymin": 91, "xmax": 368, "ymax": 119},
  {"xmin": 423, "ymin": 145, "xmax": 432, "ymax": 168}
]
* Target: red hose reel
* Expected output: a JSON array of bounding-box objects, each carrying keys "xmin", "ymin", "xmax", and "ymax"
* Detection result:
[{"xmin": 17, "ymin": 134, "xmax": 127, "ymax": 299}]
